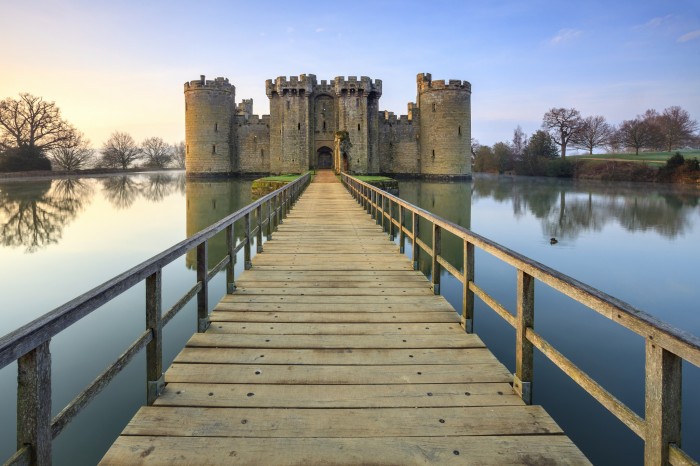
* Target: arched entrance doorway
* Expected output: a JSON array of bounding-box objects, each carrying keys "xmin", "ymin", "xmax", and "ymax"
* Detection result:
[{"xmin": 317, "ymin": 146, "xmax": 333, "ymax": 169}]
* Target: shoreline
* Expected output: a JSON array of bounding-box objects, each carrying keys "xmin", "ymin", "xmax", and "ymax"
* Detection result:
[{"xmin": 0, "ymin": 167, "xmax": 184, "ymax": 182}]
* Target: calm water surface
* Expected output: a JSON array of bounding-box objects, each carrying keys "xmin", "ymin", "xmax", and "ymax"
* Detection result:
[{"xmin": 0, "ymin": 172, "xmax": 698, "ymax": 465}]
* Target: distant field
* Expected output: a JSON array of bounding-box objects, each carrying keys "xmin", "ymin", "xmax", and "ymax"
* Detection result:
[{"xmin": 574, "ymin": 150, "xmax": 700, "ymax": 165}]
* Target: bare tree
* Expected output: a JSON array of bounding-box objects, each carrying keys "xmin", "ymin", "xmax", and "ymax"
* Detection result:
[
  {"xmin": 142, "ymin": 137, "xmax": 172, "ymax": 168},
  {"xmin": 100, "ymin": 132, "xmax": 142, "ymax": 169},
  {"xmin": 172, "ymin": 141, "xmax": 186, "ymax": 168},
  {"xmin": 657, "ymin": 106, "xmax": 699, "ymax": 151},
  {"xmin": 511, "ymin": 125, "xmax": 527, "ymax": 160},
  {"xmin": 572, "ymin": 115, "xmax": 614, "ymax": 155},
  {"xmin": 617, "ymin": 118, "xmax": 663, "ymax": 155},
  {"xmin": 0, "ymin": 93, "xmax": 77, "ymax": 152},
  {"xmin": 542, "ymin": 107, "xmax": 582, "ymax": 158},
  {"xmin": 48, "ymin": 132, "xmax": 94, "ymax": 170}
]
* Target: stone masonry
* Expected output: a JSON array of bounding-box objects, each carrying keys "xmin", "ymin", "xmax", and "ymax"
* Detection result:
[{"xmin": 184, "ymin": 73, "xmax": 471, "ymax": 178}]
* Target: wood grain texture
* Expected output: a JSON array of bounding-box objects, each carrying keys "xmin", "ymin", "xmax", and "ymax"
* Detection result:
[{"xmin": 100, "ymin": 172, "xmax": 589, "ymax": 465}]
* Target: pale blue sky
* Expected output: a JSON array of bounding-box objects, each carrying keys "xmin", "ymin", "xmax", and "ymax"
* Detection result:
[{"xmin": 1, "ymin": 0, "xmax": 698, "ymax": 148}]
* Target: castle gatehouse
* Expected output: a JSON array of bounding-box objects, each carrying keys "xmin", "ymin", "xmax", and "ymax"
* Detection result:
[{"xmin": 184, "ymin": 73, "xmax": 472, "ymax": 178}]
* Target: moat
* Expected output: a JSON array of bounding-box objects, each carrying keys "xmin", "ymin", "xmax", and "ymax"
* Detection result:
[{"xmin": 0, "ymin": 171, "xmax": 699, "ymax": 465}]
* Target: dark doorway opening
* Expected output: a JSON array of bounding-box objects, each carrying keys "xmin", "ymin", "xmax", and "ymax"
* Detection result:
[{"xmin": 317, "ymin": 146, "xmax": 333, "ymax": 169}]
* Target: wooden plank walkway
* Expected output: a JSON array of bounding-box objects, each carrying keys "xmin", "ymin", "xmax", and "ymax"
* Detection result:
[{"xmin": 100, "ymin": 171, "xmax": 589, "ymax": 465}]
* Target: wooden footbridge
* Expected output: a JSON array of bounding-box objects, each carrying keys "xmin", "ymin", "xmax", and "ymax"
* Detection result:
[{"xmin": 2, "ymin": 170, "xmax": 698, "ymax": 465}]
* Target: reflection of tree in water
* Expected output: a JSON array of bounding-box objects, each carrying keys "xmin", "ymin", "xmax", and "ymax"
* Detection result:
[
  {"xmin": 101, "ymin": 176, "xmax": 142, "ymax": 209},
  {"xmin": 141, "ymin": 174, "xmax": 177, "ymax": 202},
  {"xmin": 473, "ymin": 175, "xmax": 698, "ymax": 240},
  {"xmin": 0, "ymin": 178, "xmax": 93, "ymax": 253},
  {"xmin": 101, "ymin": 173, "xmax": 183, "ymax": 207}
]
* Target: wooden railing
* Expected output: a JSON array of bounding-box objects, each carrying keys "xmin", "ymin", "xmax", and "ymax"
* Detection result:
[
  {"xmin": 0, "ymin": 173, "xmax": 311, "ymax": 466},
  {"xmin": 342, "ymin": 173, "xmax": 700, "ymax": 466}
]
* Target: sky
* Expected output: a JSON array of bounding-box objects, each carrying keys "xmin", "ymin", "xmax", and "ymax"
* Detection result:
[{"xmin": 1, "ymin": 0, "xmax": 699, "ymax": 148}]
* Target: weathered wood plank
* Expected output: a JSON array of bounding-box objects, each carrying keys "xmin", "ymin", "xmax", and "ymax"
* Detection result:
[
  {"xmin": 206, "ymin": 322, "xmax": 463, "ymax": 335},
  {"xmin": 218, "ymin": 294, "xmax": 454, "ymax": 305},
  {"xmin": 214, "ymin": 301, "xmax": 456, "ymax": 312},
  {"xmin": 234, "ymin": 280, "xmax": 430, "ymax": 288},
  {"xmin": 164, "ymin": 362, "xmax": 513, "ymax": 384},
  {"xmin": 121, "ymin": 405, "xmax": 563, "ymax": 437},
  {"xmin": 155, "ymin": 382, "xmax": 522, "ymax": 408},
  {"xmin": 173, "ymin": 347, "xmax": 498, "ymax": 365},
  {"xmin": 101, "ymin": 435, "xmax": 590, "ymax": 466},
  {"xmin": 209, "ymin": 311, "xmax": 460, "ymax": 323},
  {"xmin": 186, "ymin": 333, "xmax": 486, "ymax": 349}
]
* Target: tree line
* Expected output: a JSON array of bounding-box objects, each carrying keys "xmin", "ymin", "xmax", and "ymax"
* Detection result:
[
  {"xmin": 0, "ymin": 93, "xmax": 185, "ymax": 172},
  {"xmin": 473, "ymin": 105, "xmax": 699, "ymax": 175}
]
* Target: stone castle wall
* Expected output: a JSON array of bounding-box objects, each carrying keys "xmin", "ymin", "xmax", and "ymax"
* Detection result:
[
  {"xmin": 184, "ymin": 76, "xmax": 235, "ymax": 175},
  {"xmin": 185, "ymin": 73, "xmax": 471, "ymax": 178}
]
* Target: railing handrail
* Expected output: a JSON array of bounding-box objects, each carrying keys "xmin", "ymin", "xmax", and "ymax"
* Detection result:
[
  {"xmin": 341, "ymin": 173, "xmax": 700, "ymax": 364},
  {"xmin": 341, "ymin": 172, "xmax": 698, "ymax": 466},
  {"xmin": 0, "ymin": 173, "xmax": 310, "ymax": 370}
]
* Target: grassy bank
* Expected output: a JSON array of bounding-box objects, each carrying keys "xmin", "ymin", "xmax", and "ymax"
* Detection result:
[{"xmin": 574, "ymin": 150, "xmax": 700, "ymax": 166}]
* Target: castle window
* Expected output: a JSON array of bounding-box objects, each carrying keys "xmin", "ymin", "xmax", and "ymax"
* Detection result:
[
  {"xmin": 261, "ymin": 149, "xmax": 264, "ymax": 158},
  {"xmin": 357, "ymin": 124, "xmax": 361, "ymax": 131},
  {"xmin": 287, "ymin": 101, "xmax": 290, "ymax": 111},
  {"xmin": 298, "ymin": 122, "xmax": 301, "ymax": 131},
  {"xmin": 212, "ymin": 144, "xmax": 217, "ymax": 154},
  {"xmin": 186, "ymin": 144, "xmax": 189, "ymax": 154},
  {"xmin": 356, "ymin": 98, "xmax": 359, "ymax": 108},
  {"xmin": 432, "ymin": 149, "xmax": 435, "ymax": 158},
  {"xmin": 215, "ymin": 122, "xmax": 218, "ymax": 132},
  {"xmin": 323, "ymin": 121, "xmax": 326, "ymax": 131},
  {"xmin": 432, "ymin": 103, "xmax": 436, "ymax": 112},
  {"xmin": 458, "ymin": 125, "xmax": 461, "ymax": 136}
]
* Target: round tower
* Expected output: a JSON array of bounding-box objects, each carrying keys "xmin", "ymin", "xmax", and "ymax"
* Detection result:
[
  {"xmin": 417, "ymin": 73, "xmax": 472, "ymax": 178},
  {"xmin": 184, "ymin": 75, "xmax": 235, "ymax": 176}
]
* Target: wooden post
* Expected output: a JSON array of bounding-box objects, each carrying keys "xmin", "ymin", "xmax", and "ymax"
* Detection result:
[
  {"xmin": 399, "ymin": 205, "xmax": 405, "ymax": 253},
  {"xmin": 462, "ymin": 240, "xmax": 475, "ymax": 333},
  {"xmin": 379, "ymin": 194, "xmax": 385, "ymax": 229},
  {"xmin": 196, "ymin": 241, "xmax": 209, "ymax": 332},
  {"xmin": 431, "ymin": 224, "xmax": 441, "ymax": 295},
  {"xmin": 226, "ymin": 224, "xmax": 236, "ymax": 293},
  {"xmin": 644, "ymin": 341, "xmax": 681, "ymax": 466},
  {"xmin": 146, "ymin": 270, "xmax": 163, "ymax": 405},
  {"xmin": 244, "ymin": 213, "xmax": 252, "ymax": 270},
  {"xmin": 388, "ymin": 200, "xmax": 394, "ymax": 241},
  {"xmin": 412, "ymin": 211, "xmax": 419, "ymax": 270},
  {"xmin": 515, "ymin": 270, "xmax": 534, "ymax": 404},
  {"xmin": 256, "ymin": 204, "xmax": 263, "ymax": 253},
  {"xmin": 17, "ymin": 341, "xmax": 51, "ymax": 465},
  {"xmin": 267, "ymin": 198, "xmax": 273, "ymax": 239}
]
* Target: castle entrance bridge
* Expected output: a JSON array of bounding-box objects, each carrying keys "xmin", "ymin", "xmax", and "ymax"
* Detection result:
[{"xmin": 1, "ymin": 171, "xmax": 698, "ymax": 464}]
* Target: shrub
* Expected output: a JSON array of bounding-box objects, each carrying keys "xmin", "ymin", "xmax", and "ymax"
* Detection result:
[{"xmin": 0, "ymin": 146, "xmax": 52, "ymax": 172}]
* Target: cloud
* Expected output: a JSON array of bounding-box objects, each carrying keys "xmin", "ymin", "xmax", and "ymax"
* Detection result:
[
  {"xmin": 286, "ymin": 26, "xmax": 294, "ymax": 33},
  {"xmin": 637, "ymin": 14, "xmax": 674, "ymax": 29},
  {"xmin": 678, "ymin": 30, "xmax": 700, "ymax": 42},
  {"xmin": 548, "ymin": 29, "xmax": 582, "ymax": 45},
  {"xmin": 315, "ymin": 27, "xmax": 325, "ymax": 33}
]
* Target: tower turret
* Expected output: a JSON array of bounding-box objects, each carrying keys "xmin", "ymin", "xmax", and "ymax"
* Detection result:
[
  {"xmin": 333, "ymin": 76, "xmax": 382, "ymax": 174},
  {"xmin": 184, "ymin": 75, "xmax": 235, "ymax": 176},
  {"xmin": 266, "ymin": 74, "xmax": 316, "ymax": 174},
  {"xmin": 417, "ymin": 73, "xmax": 472, "ymax": 178}
]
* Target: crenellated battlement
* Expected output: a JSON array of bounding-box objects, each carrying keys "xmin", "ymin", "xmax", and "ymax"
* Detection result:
[
  {"xmin": 184, "ymin": 75, "xmax": 234, "ymax": 93},
  {"xmin": 333, "ymin": 76, "xmax": 382, "ymax": 96},
  {"xmin": 417, "ymin": 72, "xmax": 471, "ymax": 93},
  {"xmin": 265, "ymin": 74, "xmax": 317, "ymax": 97},
  {"xmin": 185, "ymin": 71, "xmax": 470, "ymax": 178},
  {"xmin": 236, "ymin": 114, "xmax": 270, "ymax": 126}
]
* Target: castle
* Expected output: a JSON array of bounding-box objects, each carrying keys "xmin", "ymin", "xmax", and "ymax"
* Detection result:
[{"xmin": 184, "ymin": 73, "xmax": 472, "ymax": 178}]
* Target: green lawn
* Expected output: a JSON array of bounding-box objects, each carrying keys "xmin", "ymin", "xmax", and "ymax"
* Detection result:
[
  {"xmin": 355, "ymin": 175, "xmax": 396, "ymax": 182},
  {"xmin": 574, "ymin": 150, "xmax": 700, "ymax": 165},
  {"xmin": 255, "ymin": 173, "xmax": 303, "ymax": 182}
]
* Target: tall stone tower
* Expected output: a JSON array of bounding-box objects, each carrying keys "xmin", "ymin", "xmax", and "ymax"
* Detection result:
[
  {"xmin": 266, "ymin": 75, "xmax": 315, "ymax": 174},
  {"xmin": 416, "ymin": 73, "xmax": 472, "ymax": 177},
  {"xmin": 184, "ymin": 76, "xmax": 235, "ymax": 176},
  {"xmin": 333, "ymin": 77, "xmax": 383, "ymax": 174}
]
